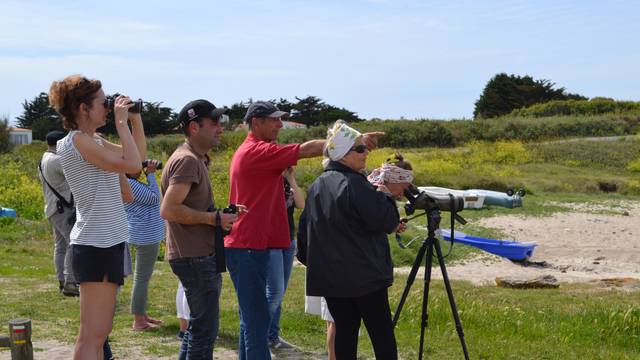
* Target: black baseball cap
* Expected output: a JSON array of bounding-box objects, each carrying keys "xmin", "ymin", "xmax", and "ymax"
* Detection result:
[
  {"xmin": 46, "ymin": 130, "xmax": 67, "ymax": 145},
  {"xmin": 243, "ymin": 101, "xmax": 289, "ymax": 123},
  {"xmin": 177, "ymin": 99, "xmax": 229, "ymax": 128}
]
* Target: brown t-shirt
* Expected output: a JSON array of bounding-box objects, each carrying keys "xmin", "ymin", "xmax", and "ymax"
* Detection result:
[{"xmin": 161, "ymin": 142, "xmax": 215, "ymax": 260}]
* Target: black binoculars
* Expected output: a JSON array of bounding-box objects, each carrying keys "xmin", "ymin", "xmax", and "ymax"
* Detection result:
[
  {"xmin": 104, "ymin": 93, "xmax": 143, "ymax": 113},
  {"xmin": 142, "ymin": 159, "xmax": 163, "ymax": 170}
]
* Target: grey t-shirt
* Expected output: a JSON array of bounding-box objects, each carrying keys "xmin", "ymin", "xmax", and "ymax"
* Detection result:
[{"xmin": 39, "ymin": 151, "xmax": 72, "ymax": 218}]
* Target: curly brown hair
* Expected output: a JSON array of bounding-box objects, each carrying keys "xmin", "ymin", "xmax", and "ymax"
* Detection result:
[{"xmin": 48, "ymin": 75, "xmax": 102, "ymax": 130}]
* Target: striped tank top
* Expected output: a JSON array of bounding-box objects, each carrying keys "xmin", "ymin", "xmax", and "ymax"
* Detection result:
[{"xmin": 57, "ymin": 130, "xmax": 129, "ymax": 248}]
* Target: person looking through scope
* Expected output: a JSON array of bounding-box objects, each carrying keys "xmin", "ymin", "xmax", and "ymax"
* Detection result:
[{"xmin": 301, "ymin": 121, "xmax": 413, "ymax": 360}]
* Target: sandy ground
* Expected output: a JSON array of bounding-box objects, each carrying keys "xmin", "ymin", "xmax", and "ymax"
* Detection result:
[
  {"xmin": 4, "ymin": 201, "xmax": 639, "ymax": 359},
  {"xmin": 397, "ymin": 200, "xmax": 640, "ymax": 288},
  {"xmin": 0, "ymin": 341, "xmax": 326, "ymax": 360}
]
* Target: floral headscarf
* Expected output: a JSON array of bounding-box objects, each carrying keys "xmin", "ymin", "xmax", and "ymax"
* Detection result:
[
  {"xmin": 367, "ymin": 163, "xmax": 414, "ymax": 186},
  {"xmin": 324, "ymin": 120, "xmax": 362, "ymax": 161}
]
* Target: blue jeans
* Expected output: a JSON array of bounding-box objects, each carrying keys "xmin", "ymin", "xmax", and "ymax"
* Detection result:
[
  {"xmin": 169, "ymin": 255, "xmax": 222, "ymax": 360},
  {"xmin": 225, "ymin": 248, "xmax": 271, "ymax": 360},
  {"xmin": 266, "ymin": 238, "xmax": 296, "ymax": 342}
]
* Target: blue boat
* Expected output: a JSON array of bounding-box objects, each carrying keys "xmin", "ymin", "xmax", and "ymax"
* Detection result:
[
  {"xmin": 438, "ymin": 229, "xmax": 537, "ymax": 261},
  {"xmin": 0, "ymin": 207, "xmax": 17, "ymax": 218}
]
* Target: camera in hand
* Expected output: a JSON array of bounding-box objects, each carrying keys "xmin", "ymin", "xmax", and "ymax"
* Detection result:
[
  {"xmin": 142, "ymin": 159, "xmax": 163, "ymax": 170},
  {"xmin": 222, "ymin": 204, "xmax": 238, "ymax": 214},
  {"xmin": 403, "ymin": 186, "xmax": 465, "ymax": 215},
  {"xmin": 105, "ymin": 93, "xmax": 143, "ymax": 113}
]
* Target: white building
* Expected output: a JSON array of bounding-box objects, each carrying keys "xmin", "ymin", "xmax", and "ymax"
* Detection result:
[{"xmin": 9, "ymin": 128, "xmax": 32, "ymax": 145}]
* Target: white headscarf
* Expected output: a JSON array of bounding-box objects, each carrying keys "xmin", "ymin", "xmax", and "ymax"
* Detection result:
[
  {"xmin": 324, "ymin": 120, "xmax": 362, "ymax": 162},
  {"xmin": 367, "ymin": 163, "xmax": 414, "ymax": 186}
]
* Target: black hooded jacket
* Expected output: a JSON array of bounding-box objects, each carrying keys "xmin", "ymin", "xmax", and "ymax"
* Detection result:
[{"xmin": 301, "ymin": 161, "xmax": 400, "ymax": 298}]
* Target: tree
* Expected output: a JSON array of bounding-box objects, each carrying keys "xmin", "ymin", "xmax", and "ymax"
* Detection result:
[
  {"xmin": 293, "ymin": 96, "xmax": 323, "ymax": 126},
  {"xmin": 0, "ymin": 117, "xmax": 12, "ymax": 153},
  {"xmin": 227, "ymin": 96, "xmax": 361, "ymax": 127},
  {"xmin": 474, "ymin": 73, "xmax": 587, "ymax": 119},
  {"xmin": 16, "ymin": 92, "xmax": 63, "ymax": 140},
  {"xmin": 227, "ymin": 100, "xmax": 250, "ymax": 127},
  {"xmin": 292, "ymin": 96, "xmax": 361, "ymax": 126}
]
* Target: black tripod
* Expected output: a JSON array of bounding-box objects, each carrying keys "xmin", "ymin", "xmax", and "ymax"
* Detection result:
[{"xmin": 392, "ymin": 206, "xmax": 470, "ymax": 360}]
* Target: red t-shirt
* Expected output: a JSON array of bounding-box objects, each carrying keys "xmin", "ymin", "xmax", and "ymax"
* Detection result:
[{"xmin": 225, "ymin": 133, "xmax": 300, "ymax": 250}]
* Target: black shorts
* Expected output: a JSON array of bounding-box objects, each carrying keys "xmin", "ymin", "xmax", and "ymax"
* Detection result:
[{"xmin": 72, "ymin": 242, "xmax": 125, "ymax": 285}]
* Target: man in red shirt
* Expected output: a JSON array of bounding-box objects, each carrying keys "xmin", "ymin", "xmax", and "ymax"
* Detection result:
[{"xmin": 225, "ymin": 101, "xmax": 382, "ymax": 359}]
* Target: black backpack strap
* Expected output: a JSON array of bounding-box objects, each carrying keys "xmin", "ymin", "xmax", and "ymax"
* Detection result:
[
  {"xmin": 39, "ymin": 161, "xmax": 73, "ymax": 208},
  {"xmin": 214, "ymin": 210, "xmax": 227, "ymax": 273}
]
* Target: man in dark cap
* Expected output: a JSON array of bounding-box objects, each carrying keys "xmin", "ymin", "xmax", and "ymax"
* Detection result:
[
  {"xmin": 224, "ymin": 101, "xmax": 384, "ymax": 358},
  {"xmin": 160, "ymin": 99, "xmax": 244, "ymax": 359},
  {"xmin": 38, "ymin": 130, "xmax": 79, "ymax": 296}
]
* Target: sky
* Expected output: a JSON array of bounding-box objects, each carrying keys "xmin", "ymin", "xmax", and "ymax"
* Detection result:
[{"xmin": 1, "ymin": 0, "xmax": 639, "ymax": 124}]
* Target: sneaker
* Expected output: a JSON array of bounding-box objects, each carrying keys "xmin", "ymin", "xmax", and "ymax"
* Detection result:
[
  {"xmin": 269, "ymin": 337, "xmax": 296, "ymax": 350},
  {"xmin": 62, "ymin": 282, "xmax": 80, "ymax": 297}
]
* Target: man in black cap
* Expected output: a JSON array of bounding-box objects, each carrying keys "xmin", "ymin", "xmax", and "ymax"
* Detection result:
[
  {"xmin": 160, "ymin": 99, "xmax": 244, "ymax": 359},
  {"xmin": 38, "ymin": 130, "xmax": 79, "ymax": 296},
  {"xmin": 224, "ymin": 101, "xmax": 384, "ymax": 358}
]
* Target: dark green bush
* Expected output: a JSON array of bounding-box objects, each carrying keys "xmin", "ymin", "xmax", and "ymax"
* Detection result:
[
  {"xmin": 0, "ymin": 118, "xmax": 13, "ymax": 153},
  {"xmin": 121, "ymin": 114, "xmax": 640, "ymax": 155},
  {"xmin": 510, "ymin": 99, "xmax": 640, "ymax": 118}
]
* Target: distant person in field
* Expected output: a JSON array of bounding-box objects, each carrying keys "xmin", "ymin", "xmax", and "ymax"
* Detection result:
[
  {"xmin": 225, "ymin": 101, "xmax": 384, "ymax": 359},
  {"xmin": 49, "ymin": 74, "xmax": 145, "ymax": 360},
  {"xmin": 160, "ymin": 99, "xmax": 244, "ymax": 359},
  {"xmin": 38, "ymin": 130, "xmax": 79, "ymax": 297}
]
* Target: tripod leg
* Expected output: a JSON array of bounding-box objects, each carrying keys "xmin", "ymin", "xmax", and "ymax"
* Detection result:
[
  {"xmin": 418, "ymin": 238, "xmax": 435, "ymax": 360},
  {"xmin": 433, "ymin": 237, "xmax": 470, "ymax": 360},
  {"xmin": 392, "ymin": 240, "xmax": 428, "ymax": 327}
]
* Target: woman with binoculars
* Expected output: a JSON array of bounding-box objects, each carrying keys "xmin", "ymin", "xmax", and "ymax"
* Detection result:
[{"xmin": 49, "ymin": 75, "xmax": 145, "ymax": 360}]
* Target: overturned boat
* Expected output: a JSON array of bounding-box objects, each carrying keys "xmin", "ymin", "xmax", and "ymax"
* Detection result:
[{"xmin": 438, "ymin": 229, "xmax": 537, "ymax": 261}]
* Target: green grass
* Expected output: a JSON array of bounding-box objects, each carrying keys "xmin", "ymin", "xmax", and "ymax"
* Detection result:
[
  {"xmin": 1, "ymin": 243, "xmax": 638, "ymax": 359},
  {"xmin": 2, "ymin": 136, "xmax": 640, "ymax": 358},
  {"xmin": 1, "ymin": 192, "xmax": 639, "ymax": 359}
]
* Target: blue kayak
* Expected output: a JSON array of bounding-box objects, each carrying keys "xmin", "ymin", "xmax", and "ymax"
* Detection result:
[
  {"xmin": 439, "ymin": 229, "xmax": 537, "ymax": 261},
  {"xmin": 0, "ymin": 207, "xmax": 17, "ymax": 218}
]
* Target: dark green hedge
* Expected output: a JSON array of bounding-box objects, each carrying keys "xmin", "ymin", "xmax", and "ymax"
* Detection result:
[
  {"xmin": 510, "ymin": 98, "xmax": 640, "ymax": 118},
  {"xmin": 145, "ymin": 115, "xmax": 640, "ymax": 156}
]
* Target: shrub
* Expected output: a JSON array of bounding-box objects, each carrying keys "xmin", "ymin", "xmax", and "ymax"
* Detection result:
[
  {"xmin": 0, "ymin": 118, "xmax": 13, "ymax": 153},
  {"xmin": 0, "ymin": 161, "xmax": 44, "ymax": 220},
  {"xmin": 510, "ymin": 98, "xmax": 640, "ymax": 118},
  {"xmin": 627, "ymin": 159, "xmax": 640, "ymax": 172}
]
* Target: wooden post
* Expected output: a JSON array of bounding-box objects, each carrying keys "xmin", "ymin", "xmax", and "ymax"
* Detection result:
[{"xmin": 9, "ymin": 319, "xmax": 33, "ymax": 360}]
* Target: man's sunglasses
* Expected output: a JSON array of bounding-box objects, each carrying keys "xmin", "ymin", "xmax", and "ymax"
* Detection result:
[{"xmin": 349, "ymin": 144, "xmax": 368, "ymax": 154}]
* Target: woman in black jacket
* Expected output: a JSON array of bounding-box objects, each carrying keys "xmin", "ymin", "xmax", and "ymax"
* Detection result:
[{"xmin": 302, "ymin": 121, "xmax": 413, "ymax": 360}]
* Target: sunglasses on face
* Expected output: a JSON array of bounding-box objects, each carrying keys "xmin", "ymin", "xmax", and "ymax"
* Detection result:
[{"xmin": 349, "ymin": 144, "xmax": 368, "ymax": 154}]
